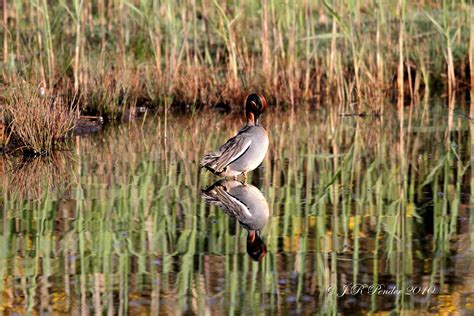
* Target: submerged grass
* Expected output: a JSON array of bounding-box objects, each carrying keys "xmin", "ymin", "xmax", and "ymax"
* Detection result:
[{"xmin": 0, "ymin": 0, "xmax": 471, "ymax": 119}]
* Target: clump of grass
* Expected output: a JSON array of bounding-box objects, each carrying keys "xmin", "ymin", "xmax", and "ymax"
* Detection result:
[{"xmin": 3, "ymin": 84, "xmax": 77, "ymax": 155}]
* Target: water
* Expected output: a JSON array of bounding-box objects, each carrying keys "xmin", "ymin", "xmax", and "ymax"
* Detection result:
[{"xmin": 1, "ymin": 103, "xmax": 473, "ymax": 314}]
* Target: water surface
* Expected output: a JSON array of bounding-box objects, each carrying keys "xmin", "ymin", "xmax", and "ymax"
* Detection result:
[{"xmin": 1, "ymin": 102, "xmax": 473, "ymax": 314}]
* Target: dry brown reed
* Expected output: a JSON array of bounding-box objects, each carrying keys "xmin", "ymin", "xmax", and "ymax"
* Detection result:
[
  {"xmin": 0, "ymin": 0, "xmax": 469, "ymax": 119},
  {"xmin": 3, "ymin": 83, "xmax": 77, "ymax": 154}
]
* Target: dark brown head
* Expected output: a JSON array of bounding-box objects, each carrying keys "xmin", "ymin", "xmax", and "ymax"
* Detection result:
[
  {"xmin": 247, "ymin": 230, "xmax": 267, "ymax": 261},
  {"xmin": 245, "ymin": 93, "xmax": 267, "ymax": 126}
]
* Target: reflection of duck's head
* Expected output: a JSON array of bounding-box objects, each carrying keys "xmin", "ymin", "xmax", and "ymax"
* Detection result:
[
  {"xmin": 247, "ymin": 230, "xmax": 267, "ymax": 261},
  {"xmin": 201, "ymin": 179, "xmax": 269, "ymax": 261}
]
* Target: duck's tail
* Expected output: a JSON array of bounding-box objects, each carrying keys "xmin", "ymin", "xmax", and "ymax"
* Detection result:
[
  {"xmin": 200, "ymin": 152, "xmax": 222, "ymax": 173},
  {"xmin": 200, "ymin": 180, "xmax": 226, "ymax": 203}
]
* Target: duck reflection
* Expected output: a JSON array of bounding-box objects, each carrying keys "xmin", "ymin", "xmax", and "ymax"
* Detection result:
[{"xmin": 201, "ymin": 180, "xmax": 269, "ymax": 261}]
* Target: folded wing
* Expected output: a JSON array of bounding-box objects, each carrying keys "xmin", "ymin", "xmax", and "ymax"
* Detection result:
[
  {"xmin": 200, "ymin": 135, "xmax": 252, "ymax": 173},
  {"xmin": 201, "ymin": 185, "xmax": 252, "ymax": 219}
]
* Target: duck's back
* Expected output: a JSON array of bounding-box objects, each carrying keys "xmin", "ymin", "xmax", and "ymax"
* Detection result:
[
  {"xmin": 228, "ymin": 183, "xmax": 270, "ymax": 231},
  {"xmin": 226, "ymin": 125, "xmax": 269, "ymax": 175}
]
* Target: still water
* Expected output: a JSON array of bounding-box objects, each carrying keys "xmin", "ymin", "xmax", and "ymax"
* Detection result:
[{"xmin": 1, "ymin": 102, "xmax": 473, "ymax": 314}]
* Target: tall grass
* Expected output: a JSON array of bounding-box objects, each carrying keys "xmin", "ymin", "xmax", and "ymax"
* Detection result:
[
  {"xmin": 0, "ymin": 1, "xmax": 470, "ymax": 118},
  {"xmin": 0, "ymin": 97, "xmax": 472, "ymax": 313},
  {"xmin": 3, "ymin": 83, "xmax": 76, "ymax": 154}
]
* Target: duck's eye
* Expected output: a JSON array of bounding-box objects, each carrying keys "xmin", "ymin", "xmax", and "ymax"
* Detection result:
[{"xmin": 250, "ymin": 100, "xmax": 258, "ymax": 110}]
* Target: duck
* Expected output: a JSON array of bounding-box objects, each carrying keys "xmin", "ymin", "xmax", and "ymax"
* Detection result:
[
  {"xmin": 201, "ymin": 179, "xmax": 269, "ymax": 261},
  {"xmin": 200, "ymin": 93, "xmax": 269, "ymax": 181}
]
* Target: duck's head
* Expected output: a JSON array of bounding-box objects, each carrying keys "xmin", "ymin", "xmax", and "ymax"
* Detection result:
[
  {"xmin": 245, "ymin": 93, "xmax": 267, "ymax": 126},
  {"xmin": 247, "ymin": 230, "xmax": 267, "ymax": 261}
]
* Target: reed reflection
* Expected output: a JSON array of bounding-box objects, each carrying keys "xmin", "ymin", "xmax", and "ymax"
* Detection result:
[
  {"xmin": 1, "ymin": 150, "xmax": 75, "ymax": 199},
  {"xmin": 201, "ymin": 179, "xmax": 269, "ymax": 261}
]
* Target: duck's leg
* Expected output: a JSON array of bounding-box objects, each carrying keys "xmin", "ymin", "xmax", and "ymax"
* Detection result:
[{"xmin": 242, "ymin": 172, "xmax": 248, "ymax": 184}]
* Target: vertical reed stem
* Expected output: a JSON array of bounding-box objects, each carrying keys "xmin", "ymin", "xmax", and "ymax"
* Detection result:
[
  {"xmin": 2, "ymin": 0, "xmax": 7, "ymax": 64},
  {"xmin": 397, "ymin": 0, "xmax": 405, "ymax": 102},
  {"xmin": 470, "ymin": 4, "xmax": 473, "ymax": 101}
]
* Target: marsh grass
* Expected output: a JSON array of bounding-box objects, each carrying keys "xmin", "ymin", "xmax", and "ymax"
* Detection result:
[
  {"xmin": 3, "ymin": 83, "xmax": 77, "ymax": 154},
  {"xmin": 0, "ymin": 0, "xmax": 471, "ymax": 119}
]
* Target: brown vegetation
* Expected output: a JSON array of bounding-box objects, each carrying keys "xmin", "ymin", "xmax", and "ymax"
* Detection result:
[
  {"xmin": 3, "ymin": 83, "xmax": 76, "ymax": 154},
  {"xmin": 0, "ymin": 1, "xmax": 471, "ymax": 154},
  {"xmin": 1, "ymin": 1, "xmax": 471, "ymax": 113}
]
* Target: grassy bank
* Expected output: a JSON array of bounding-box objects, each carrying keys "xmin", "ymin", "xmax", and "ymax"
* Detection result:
[
  {"xmin": 0, "ymin": 1, "xmax": 471, "ymax": 152},
  {"xmin": 1, "ymin": 1, "xmax": 471, "ymax": 109}
]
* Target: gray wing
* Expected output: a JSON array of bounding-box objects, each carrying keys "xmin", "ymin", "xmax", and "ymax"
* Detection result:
[
  {"xmin": 201, "ymin": 186, "xmax": 252, "ymax": 220},
  {"xmin": 208, "ymin": 135, "xmax": 252, "ymax": 173}
]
